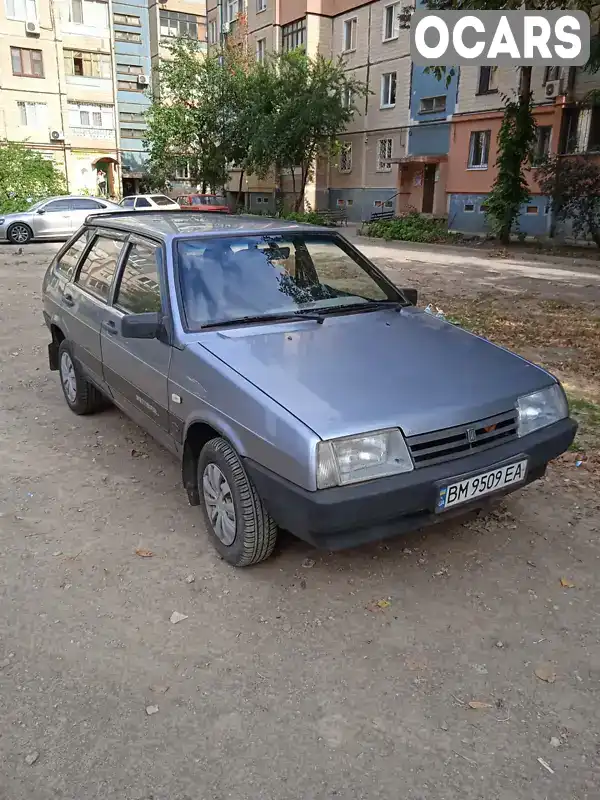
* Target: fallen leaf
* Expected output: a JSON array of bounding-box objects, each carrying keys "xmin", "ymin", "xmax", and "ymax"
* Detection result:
[
  {"xmin": 135, "ymin": 548, "xmax": 154, "ymax": 558},
  {"xmin": 535, "ymin": 664, "xmax": 556, "ymax": 683},
  {"xmin": 376, "ymin": 599, "xmax": 391, "ymax": 609},
  {"xmin": 468, "ymin": 700, "xmax": 492, "ymax": 710},
  {"xmin": 560, "ymin": 577, "xmax": 575, "ymax": 588}
]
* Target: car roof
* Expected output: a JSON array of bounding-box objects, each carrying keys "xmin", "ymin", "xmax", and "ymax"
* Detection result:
[
  {"xmin": 43, "ymin": 195, "xmax": 116, "ymax": 202},
  {"xmin": 122, "ymin": 193, "xmax": 173, "ymax": 199},
  {"xmin": 85, "ymin": 210, "xmax": 330, "ymax": 240}
]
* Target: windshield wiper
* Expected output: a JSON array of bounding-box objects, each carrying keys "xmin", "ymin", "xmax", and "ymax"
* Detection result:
[
  {"xmin": 313, "ymin": 300, "xmax": 405, "ymax": 316},
  {"xmin": 201, "ymin": 311, "xmax": 324, "ymax": 329}
]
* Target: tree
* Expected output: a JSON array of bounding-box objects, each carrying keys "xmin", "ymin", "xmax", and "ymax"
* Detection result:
[
  {"xmin": 0, "ymin": 141, "xmax": 66, "ymax": 213},
  {"xmin": 255, "ymin": 50, "xmax": 368, "ymax": 210},
  {"xmin": 420, "ymin": 0, "xmax": 600, "ymax": 244},
  {"xmin": 536, "ymin": 155, "xmax": 600, "ymax": 247}
]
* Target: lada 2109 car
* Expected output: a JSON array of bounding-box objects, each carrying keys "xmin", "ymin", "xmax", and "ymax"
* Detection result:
[{"xmin": 42, "ymin": 211, "xmax": 577, "ymax": 566}]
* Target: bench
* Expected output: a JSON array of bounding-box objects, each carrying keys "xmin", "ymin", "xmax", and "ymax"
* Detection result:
[
  {"xmin": 368, "ymin": 208, "xmax": 394, "ymax": 222},
  {"xmin": 317, "ymin": 209, "xmax": 348, "ymax": 227}
]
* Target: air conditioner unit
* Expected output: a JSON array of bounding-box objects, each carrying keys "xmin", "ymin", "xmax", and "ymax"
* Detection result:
[
  {"xmin": 49, "ymin": 129, "xmax": 65, "ymax": 142},
  {"xmin": 221, "ymin": 21, "xmax": 230, "ymax": 34},
  {"xmin": 137, "ymin": 74, "xmax": 150, "ymax": 86},
  {"xmin": 545, "ymin": 79, "xmax": 563, "ymax": 99},
  {"xmin": 25, "ymin": 20, "xmax": 40, "ymax": 35}
]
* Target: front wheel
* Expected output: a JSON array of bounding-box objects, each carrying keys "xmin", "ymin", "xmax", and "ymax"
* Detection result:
[
  {"xmin": 7, "ymin": 223, "xmax": 32, "ymax": 244},
  {"xmin": 198, "ymin": 437, "xmax": 278, "ymax": 567}
]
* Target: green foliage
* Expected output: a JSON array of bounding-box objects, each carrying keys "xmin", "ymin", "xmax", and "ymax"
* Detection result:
[
  {"xmin": 535, "ymin": 155, "xmax": 600, "ymax": 247},
  {"xmin": 364, "ymin": 213, "xmax": 458, "ymax": 243},
  {"xmin": 485, "ymin": 98, "xmax": 537, "ymax": 243},
  {"xmin": 0, "ymin": 141, "xmax": 66, "ymax": 213},
  {"xmin": 277, "ymin": 210, "xmax": 330, "ymax": 226}
]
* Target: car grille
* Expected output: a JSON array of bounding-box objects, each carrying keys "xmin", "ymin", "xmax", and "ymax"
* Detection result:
[{"xmin": 407, "ymin": 410, "xmax": 518, "ymax": 468}]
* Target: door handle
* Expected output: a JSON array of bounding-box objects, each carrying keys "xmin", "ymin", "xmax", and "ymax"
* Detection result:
[
  {"xmin": 62, "ymin": 293, "xmax": 74, "ymax": 307},
  {"xmin": 103, "ymin": 319, "xmax": 118, "ymax": 336}
]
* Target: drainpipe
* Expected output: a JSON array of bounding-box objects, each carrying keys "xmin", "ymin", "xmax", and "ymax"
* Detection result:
[
  {"xmin": 49, "ymin": 0, "xmax": 70, "ymax": 191},
  {"xmin": 107, "ymin": 0, "xmax": 121, "ymax": 199}
]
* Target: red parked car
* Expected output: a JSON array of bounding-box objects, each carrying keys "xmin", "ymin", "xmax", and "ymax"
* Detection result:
[{"xmin": 175, "ymin": 194, "xmax": 230, "ymax": 213}]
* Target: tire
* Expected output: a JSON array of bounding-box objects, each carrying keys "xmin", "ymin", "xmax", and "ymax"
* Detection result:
[
  {"xmin": 7, "ymin": 223, "xmax": 32, "ymax": 244},
  {"xmin": 58, "ymin": 340, "xmax": 105, "ymax": 415},
  {"xmin": 197, "ymin": 437, "xmax": 278, "ymax": 567}
]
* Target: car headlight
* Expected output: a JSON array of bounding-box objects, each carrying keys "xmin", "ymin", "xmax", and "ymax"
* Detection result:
[
  {"xmin": 517, "ymin": 384, "xmax": 568, "ymax": 437},
  {"xmin": 316, "ymin": 428, "xmax": 414, "ymax": 489}
]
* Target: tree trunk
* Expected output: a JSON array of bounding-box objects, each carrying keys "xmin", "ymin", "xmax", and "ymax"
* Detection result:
[
  {"xmin": 591, "ymin": 226, "xmax": 600, "ymax": 249},
  {"xmin": 297, "ymin": 161, "xmax": 312, "ymax": 212},
  {"xmin": 201, "ymin": 180, "xmax": 207, "ymax": 193},
  {"xmin": 236, "ymin": 168, "xmax": 245, "ymax": 211}
]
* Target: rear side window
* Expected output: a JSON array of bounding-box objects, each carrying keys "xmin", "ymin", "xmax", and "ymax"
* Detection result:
[
  {"xmin": 55, "ymin": 231, "xmax": 91, "ymax": 279},
  {"xmin": 71, "ymin": 199, "xmax": 104, "ymax": 210},
  {"xmin": 44, "ymin": 199, "xmax": 71, "ymax": 212},
  {"xmin": 122, "ymin": 197, "xmax": 135, "ymax": 208},
  {"xmin": 150, "ymin": 195, "xmax": 174, "ymax": 206},
  {"xmin": 115, "ymin": 241, "xmax": 162, "ymax": 314},
  {"xmin": 135, "ymin": 197, "xmax": 151, "ymax": 208},
  {"xmin": 76, "ymin": 235, "xmax": 125, "ymax": 302}
]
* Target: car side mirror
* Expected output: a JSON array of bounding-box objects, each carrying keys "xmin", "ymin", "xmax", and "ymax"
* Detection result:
[
  {"xmin": 37, "ymin": 209, "xmax": 46, "ymax": 215},
  {"xmin": 121, "ymin": 312, "xmax": 162, "ymax": 340},
  {"xmin": 401, "ymin": 287, "xmax": 418, "ymax": 306}
]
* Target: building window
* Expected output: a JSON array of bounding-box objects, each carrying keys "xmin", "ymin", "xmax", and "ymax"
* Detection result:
[
  {"xmin": 464, "ymin": 203, "xmax": 475, "ymax": 212},
  {"xmin": 120, "ymin": 111, "xmax": 145, "ymax": 123},
  {"xmin": 543, "ymin": 66, "xmax": 561, "ymax": 84},
  {"xmin": 383, "ymin": 2, "xmax": 399, "ymax": 41},
  {"xmin": 208, "ymin": 19, "xmax": 217, "ymax": 44},
  {"xmin": 468, "ymin": 130, "xmax": 491, "ymax": 169},
  {"xmin": 282, "ymin": 18, "xmax": 306, "ymax": 52},
  {"xmin": 115, "ymin": 30, "xmax": 142, "ymax": 42},
  {"xmin": 116, "ymin": 62, "xmax": 144, "ymax": 75},
  {"xmin": 338, "ymin": 143, "xmax": 352, "ymax": 173},
  {"xmin": 68, "ymin": 102, "xmax": 114, "ymax": 129},
  {"xmin": 224, "ymin": 0, "xmax": 243, "ymax": 24},
  {"xmin": 419, "ymin": 95, "xmax": 446, "ymax": 114},
  {"xmin": 477, "ymin": 66, "xmax": 498, "ymax": 95},
  {"xmin": 117, "ymin": 78, "xmax": 144, "ymax": 91},
  {"xmin": 256, "ymin": 38, "xmax": 266, "ymax": 63},
  {"xmin": 160, "ymin": 10, "xmax": 202, "ymax": 39},
  {"xmin": 113, "ymin": 12, "xmax": 140, "ymax": 26},
  {"xmin": 526, "ymin": 206, "xmax": 538, "ymax": 214},
  {"xmin": 342, "ymin": 17, "xmax": 357, "ymax": 52},
  {"xmin": 377, "ymin": 138, "xmax": 393, "ymax": 172},
  {"xmin": 64, "ymin": 50, "xmax": 112, "ymax": 79},
  {"xmin": 380, "ymin": 72, "xmax": 397, "ymax": 108},
  {"xmin": 257, "ymin": 0, "xmax": 266, "ymax": 11},
  {"xmin": 10, "ymin": 47, "xmax": 44, "ymax": 78},
  {"xmin": 5, "ymin": 0, "xmax": 37, "ymax": 21},
  {"xmin": 68, "ymin": 0, "xmax": 108, "ymax": 27},
  {"xmin": 533, "ymin": 126, "xmax": 552, "ymax": 163},
  {"xmin": 342, "ymin": 87, "xmax": 354, "ymax": 109},
  {"xmin": 560, "ymin": 107, "xmax": 600, "ymax": 153},
  {"xmin": 175, "ymin": 163, "xmax": 190, "ymax": 179},
  {"xmin": 120, "ymin": 127, "xmax": 143, "ymax": 139},
  {"xmin": 17, "ymin": 101, "xmax": 47, "ymax": 126}
]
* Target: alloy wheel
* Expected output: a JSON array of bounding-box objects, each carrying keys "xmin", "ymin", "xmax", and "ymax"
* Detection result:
[{"xmin": 202, "ymin": 462, "xmax": 236, "ymax": 545}]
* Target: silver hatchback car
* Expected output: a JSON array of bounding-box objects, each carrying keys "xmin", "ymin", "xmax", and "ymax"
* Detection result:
[
  {"xmin": 42, "ymin": 211, "xmax": 576, "ymax": 566},
  {"xmin": 0, "ymin": 195, "xmax": 121, "ymax": 244}
]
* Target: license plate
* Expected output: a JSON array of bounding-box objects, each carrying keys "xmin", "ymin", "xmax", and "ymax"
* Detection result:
[{"xmin": 437, "ymin": 460, "xmax": 528, "ymax": 512}]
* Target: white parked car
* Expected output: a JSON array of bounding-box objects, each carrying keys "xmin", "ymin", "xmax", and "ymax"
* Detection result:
[{"xmin": 120, "ymin": 194, "xmax": 180, "ymax": 211}]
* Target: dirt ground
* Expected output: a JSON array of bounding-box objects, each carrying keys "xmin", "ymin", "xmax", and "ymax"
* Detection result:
[{"xmin": 1, "ymin": 240, "xmax": 599, "ymax": 800}]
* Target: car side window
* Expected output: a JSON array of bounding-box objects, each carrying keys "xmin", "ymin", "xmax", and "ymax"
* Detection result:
[
  {"xmin": 135, "ymin": 197, "xmax": 152, "ymax": 208},
  {"xmin": 76, "ymin": 234, "xmax": 125, "ymax": 302},
  {"xmin": 114, "ymin": 240, "xmax": 162, "ymax": 314},
  {"xmin": 55, "ymin": 230, "xmax": 92, "ymax": 279},
  {"xmin": 122, "ymin": 198, "xmax": 135, "ymax": 208},
  {"xmin": 71, "ymin": 199, "xmax": 103, "ymax": 210},
  {"xmin": 43, "ymin": 199, "xmax": 71, "ymax": 212}
]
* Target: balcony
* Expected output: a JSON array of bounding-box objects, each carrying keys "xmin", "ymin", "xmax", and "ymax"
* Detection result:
[{"xmin": 70, "ymin": 126, "xmax": 116, "ymax": 140}]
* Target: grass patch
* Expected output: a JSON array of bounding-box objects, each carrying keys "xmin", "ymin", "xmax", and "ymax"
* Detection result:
[{"xmin": 363, "ymin": 213, "xmax": 460, "ymax": 244}]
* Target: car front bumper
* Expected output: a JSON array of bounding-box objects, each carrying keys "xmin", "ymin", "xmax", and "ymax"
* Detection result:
[{"xmin": 244, "ymin": 418, "xmax": 577, "ymax": 550}]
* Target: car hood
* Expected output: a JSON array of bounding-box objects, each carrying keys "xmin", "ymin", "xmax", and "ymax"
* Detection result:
[
  {"xmin": 198, "ymin": 308, "xmax": 554, "ymax": 440},
  {"xmin": 0, "ymin": 211, "xmax": 33, "ymax": 222}
]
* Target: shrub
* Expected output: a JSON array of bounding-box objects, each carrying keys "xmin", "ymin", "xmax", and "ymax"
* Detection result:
[
  {"xmin": 279, "ymin": 210, "xmax": 329, "ymax": 226},
  {"xmin": 363, "ymin": 213, "xmax": 457, "ymax": 243}
]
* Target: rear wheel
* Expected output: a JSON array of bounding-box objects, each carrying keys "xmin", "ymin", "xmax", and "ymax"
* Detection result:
[
  {"xmin": 7, "ymin": 223, "xmax": 32, "ymax": 244},
  {"xmin": 197, "ymin": 437, "xmax": 278, "ymax": 567},
  {"xmin": 58, "ymin": 340, "xmax": 106, "ymax": 415}
]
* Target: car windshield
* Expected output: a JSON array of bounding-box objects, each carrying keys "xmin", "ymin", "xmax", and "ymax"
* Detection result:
[
  {"xmin": 176, "ymin": 234, "xmax": 399, "ymax": 330},
  {"xmin": 192, "ymin": 196, "xmax": 219, "ymax": 206},
  {"xmin": 28, "ymin": 199, "xmax": 49, "ymax": 212}
]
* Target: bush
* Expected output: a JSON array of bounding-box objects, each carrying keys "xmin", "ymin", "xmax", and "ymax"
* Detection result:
[
  {"xmin": 0, "ymin": 141, "xmax": 66, "ymax": 214},
  {"xmin": 279, "ymin": 210, "xmax": 329, "ymax": 226},
  {"xmin": 363, "ymin": 213, "xmax": 457, "ymax": 243}
]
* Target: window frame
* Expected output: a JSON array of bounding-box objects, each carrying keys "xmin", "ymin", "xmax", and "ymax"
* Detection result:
[
  {"xmin": 543, "ymin": 66, "xmax": 561, "ymax": 85},
  {"xmin": 419, "ymin": 95, "xmax": 446, "ymax": 115},
  {"xmin": 114, "ymin": 30, "xmax": 142, "ymax": 43},
  {"xmin": 477, "ymin": 66, "xmax": 498, "ymax": 95},
  {"xmin": 467, "ymin": 129, "xmax": 491, "ymax": 170},
  {"xmin": 113, "ymin": 11, "xmax": 140, "ymax": 26},
  {"xmin": 64, "ymin": 49, "xmax": 112, "ymax": 79},
  {"xmin": 281, "ymin": 18, "xmax": 306, "ymax": 52},
  {"xmin": 382, "ymin": 2, "xmax": 399, "ymax": 41},
  {"xmin": 17, "ymin": 100, "xmax": 47, "ymax": 126},
  {"xmin": 256, "ymin": 37, "xmax": 266, "ymax": 63},
  {"xmin": 380, "ymin": 72, "xmax": 397, "ymax": 109},
  {"xmin": 342, "ymin": 17, "xmax": 357, "ymax": 53},
  {"xmin": 338, "ymin": 142, "xmax": 352, "ymax": 173},
  {"xmin": 256, "ymin": 0, "xmax": 266, "ymax": 11},
  {"xmin": 159, "ymin": 9, "xmax": 201, "ymax": 40},
  {"xmin": 376, "ymin": 138, "xmax": 393, "ymax": 172},
  {"xmin": 5, "ymin": 0, "xmax": 38, "ymax": 22},
  {"xmin": 11, "ymin": 46, "xmax": 44, "ymax": 78},
  {"xmin": 112, "ymin": 237, "xmax": 164, "ymax": 316},
  {"xmin": 53, "ymin": 229, "xmax": 93, "ymax": 280},
  {"xmin": 533, "ymin": 125, "xmax": 552, "ymax": 164}
]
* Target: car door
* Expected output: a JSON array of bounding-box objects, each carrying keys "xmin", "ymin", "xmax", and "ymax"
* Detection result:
[
  {"xmin": 65, "ymin": 230, "xmax": 128, "ymax": 391},
  {"xmin": 32, "ymin": 198, "xmax": 73, "ymax": 237},
  {"xmin": 100, "ymin": 236, "xmax": 174, "ymax": 452},
  {"xmin": 69, "ymin": 198, "xmax": 107, "ymax": 232}
]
